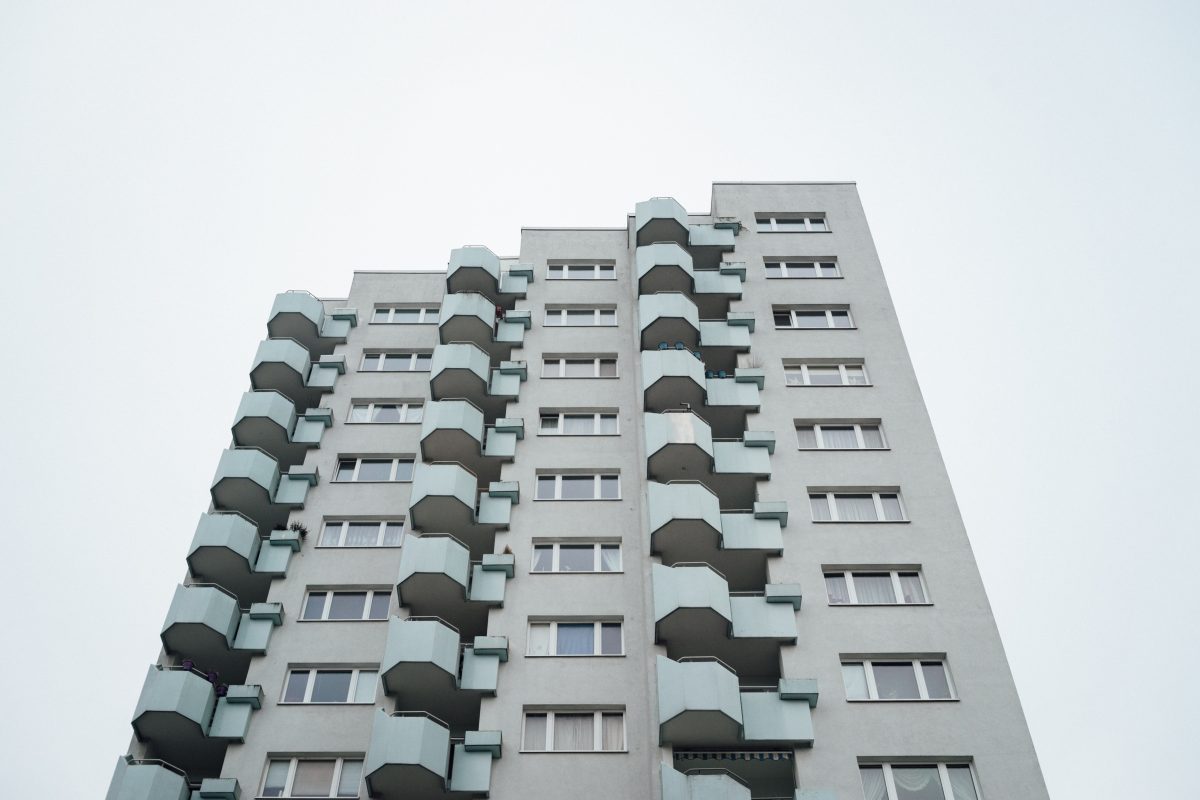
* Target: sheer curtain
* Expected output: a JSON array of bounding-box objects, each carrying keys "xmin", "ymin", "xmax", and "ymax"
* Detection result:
[
  {"xmin": 600, "ymin": 546, "xmax": 621, "ymax": 572},
  {"xmin": 345, "ymin": 523, "xmax": 379, "ymax": 547},
  {"xmin": 842, "ymin": 663, "xmax": 869, "ymax": 699},
  {"xmin": 859, "ymin": 766, "xmax": 888, "ymax": 800},
  {"xmin": 556, "ymin": 624, "xmax": 595, "ymax": 655},
  {"xmin": 809, "ymin": 495, "xmax": 832, "ymax": 521},
  {"xmin": 291, "ymin": 760, "xmax": 335, "ymax": 796},
  {"xmin": 821, "ymin": 426, "xmax": 859, "ymax": 449},
  {"xmin": 825, "ymin": 574, "xmax": 851, "ymax": 604},
  {"xmin": 898, "ymin": 573, "xmax": 925, "ymax": 603},
  {"xmin": 796, "ymin": 426, "xmax": 818, "ymax": 448},
  {"xmin": 531, "ymin": 547, "xmax": 553, "ymax": 572},
  {"xmin": 947, "ymin": 767, "xmax": 978, "ymax": 800},
  {"xmin": 523, "ymin": 714, "xmax": 547, "ymax": 750},
  {"xmin": 527, "ymin": 624, "xmax": 550, "ymax": 656},
  {"xmin": 336, "ymin": 760, "xmax": 363, "ymax": 798},
  {"xmin": 853, "ymin": 574, "xmax": 897, "ymax": 604},
  {"xmin": 892, "ymin": 766, "xmax": 943, "ymax": 800},
  {"xmin": 553, "ymin": 713, "xmax": 594, "ymax": 751},
  {"xmin": 601, "ymin": 713, "xmax": 624, "ymax": 750},
  {"xmin": 836, "ymin": 495, "xmax": 878, "ymax": 521}
]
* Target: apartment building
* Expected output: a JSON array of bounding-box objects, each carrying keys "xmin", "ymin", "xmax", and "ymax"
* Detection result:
[{"xmin": 106, "ymin": 182, "xmax": 1048, "ymax": 800}]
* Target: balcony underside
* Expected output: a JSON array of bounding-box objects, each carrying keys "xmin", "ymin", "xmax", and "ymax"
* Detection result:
[
  {"xmin": 658, "ymin": 610, "xmax": 783, "ymax": 680},
  {"xmin": 132, "ymin": 714, "xmax": 225, "ymax": 780},
  {"xmin": 397, "ymin": 574, "xmax": 491, "ymax": 640},
  {"xmin": 653, "ymin": 523, "xmax": 775, "ymax": 593}
]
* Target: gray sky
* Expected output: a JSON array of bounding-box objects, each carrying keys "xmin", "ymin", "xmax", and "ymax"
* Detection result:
[{"xmin": 2, "ymin": 1, "xmax": 1196, "ymax": 796}]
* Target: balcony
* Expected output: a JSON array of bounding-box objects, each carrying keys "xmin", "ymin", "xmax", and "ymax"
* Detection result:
[
  {"xmin": 131, "ymin": 666, "xmax": 224, "ymax": 776},
  {"xmin": 642, "ymin": 349, "xmax": 706, "ymax": 413},
  {"xmin": 697, "ymin": 316, "xmax": 752, "ymax": 373},
  {"xmin": 231, "ymin": 391, "xmax": 330, "ymax": 467},
  {"xmin": 635, "ymin": 197, "xmax": 690, "ymax": 247},
  {"xmin": 266, "ymin": 290, "xmax": 357, "ymax": 357},
  {"xmin": 429, "ymin": 343, "xmax": 523, "ymax": 421},
  {"xmin": 687, "ymin": 224, "xmax": 736, "ymax": 270},
  {"xmin": 702, "ymin": 374, "xmax": 762, "ymax": 439},
  {"xmin": 419, "ymin": 401, "xmax": 519, "ymax": 484},
  {"xmin": 187, "ymin": 513, "xmax": 302, "ymax": 606},
  {"xmin": 209, "ymin": 447, "xmax": 316, "ymax": 533},
  {"xmin": 741, "ymin": 681, "xmax": 816, "ymax": 745},
  {"xmin": 439, "ymin": 292, "xmax": 528, "ymax": 362},
  {"xmin": 692, "ymin": 266, "xmax": 745, "ymax": 318},
  {"xmin": 637, "ymin": 242, "xmax": 694, "ymax": 295},
  {"xmin": 396, "ymin": 535, "xmax": 513, "ymax": 639},
  {"xmin": 447, "ymin": 245, "xmax": 530, "ymax": 308},
  {"xmin": 364, "ymin": 711, "xmax": 500, "ymax": 800},
  {"xmin": 408, "ymin": 463, "xmax": 514, "ymax": 557},
  {"xmin": 106, "ymin": 757, "xmax": 189, "ymax": 800},
  {"xmin": 660, "ymin": 765, "xmax": 749, "ymax": 800},
  {"xmin": 249, "ymin": 338, "xmax": 344, "ymax": 409},
  {"xmin": 644, "ymin": 413, "xmax": 771, "ymax": 508},
  {"xmin": 647, "ymin": 482, "xmax": 785, "ymax": 591},
  {"xmin": 160, "ymin": 584, "xmax": 283, "ymax": 682},
  {"xmin": 640, "ymin": 293, "xmax": 701, "ymax": 350},
  {"xmin": 666, "ymin": 761, "xmax": 803, "ymax": 800}
]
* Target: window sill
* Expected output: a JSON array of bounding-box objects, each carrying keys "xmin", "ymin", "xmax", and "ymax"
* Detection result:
[
  {"xmin": 544, "ymin": 324, "xmax": 619, "ymax": 328},
  {"xmin": 332, "ymin": 481, "xmax": 414, "ymax": 485},
  {"xmin": 829, "ymin": 602, "xmax": 933, "ymax": 607},
  {"xmin": 369, "ymin": 321, "xmax": 438, "ymax": 325},
  {"xmin": 357, "ymin": 370, "xmax": 432, "ymax": 374},
  {"xmin": 546, "ymin": 278, "xmax": 618, "ymax": 282}
]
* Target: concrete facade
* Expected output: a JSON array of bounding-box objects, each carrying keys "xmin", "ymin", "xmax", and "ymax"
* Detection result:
[{"xmin": 108, "ymin": 183, "xmax": 1048, "ymax": 800}]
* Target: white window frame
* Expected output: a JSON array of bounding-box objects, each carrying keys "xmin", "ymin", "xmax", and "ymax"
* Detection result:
[
  {"xmin": 541, "ymin": 357, "xmax": 618, "ymax": 378},
  {"xmin": 318, "ymin": 520, "xmax": 406, "ymax": 548},
  {"xmin": 333, "ymin": 457, "xmax": 414, "ymax": 483},
  {"xmin": 300, "ymin": 589, "xmax": 391, "ymax": 621},
  {"xmin": 860, "ymin": 762, "xmax": 980, "ymax": 800},
  {"xmin": 535, "ymin": 473, "xmax": 621, "ymax": 501},
  {"xmin": 755, "ymin": 214, "xmax": 829, "ymax": 233},
  {"xmin": 784, "ymin": 362, "xmax": 870, "ymax": 386},
  {"xmin": 809, "ymin": 491, "xmax": 907, "ymax": 522},
  {"xmin": 526, "ymin": 620, "xmax": 624, "ymax": 656},
  {"xmin": 773, "ymin": 307, "xmax": 854, "ymax": 329},
  {"xmin": 280, "ymin": 667, "xmax": 379, "ymax": 704},
  {"xmin": 359, "ymin": 352, "xmax": 432, "ymax": 372},
  {"xmin": 261, "ymin": 756, "xmax": 363, "ymax": 799},
  {"xmin": 347, "ymin": 401, "xmax": 424, "ymax": 424},
  {"xmin": 546, "ymin": 263, "xmax": 616, "ymax": 281},
  {"xmin": 530, "ymin": 542, "xmax": 622, "ymax": 573},
  {"xmin": 370, "ymin": 306, "xmax": 440, "ymax": 324},
  {"xmin": 520, "ymin": 710, "xmax": 627, "ymax": 752},
  {"xmin": 538, "ymin": 411, "xmax": 619, "ymax": 436},
  {"xmin": 842, "ymin": 658, "xmax": 956, "ymax": 701},
  {"xmin": 765, "ymin": 260, "xmax": 841, "ymax": 278},
  {"xmin": 824, "ymin": 569, "xmax": 930, "ymax": 605},
  {"xmin": 544, "ymin": 307, "xmax": 617, "ymax": 327},
  {"xmin": 796, "ymin": 422, "xmax": 886, "ymax": 450}
]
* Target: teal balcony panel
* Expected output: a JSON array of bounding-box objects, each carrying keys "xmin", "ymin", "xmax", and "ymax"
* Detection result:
[
  {"xmin": 274, "ymin": 465, "xmax": 317, "ymax": 505},
  {"xmin": 472, "ymin": 635, "xmax": 509, "ymax": 661},
  {"xmin": 765, "ymin": 583, "xmax": 803, "ymax": 610},
  {"xmin": 253, "ymin": 530, "xmax": 301, "ymax": 576},
  {"xmin": 712, "ymin": 442, "xmax": 772, "ymax": 477},
  {"xmin": 635, "ymin": 197, "xmax": 690, "ymax": 247},
  {"xmin": 232, "ymin": 604, "xmax": 283, "ymax": 653},
  {"xmin": 482, "ymin": 428, "xmax": 517, "ymax": 459},
  {"xmin": 729, "ymin": 596, "xmax": 798, "ymax": 640},
  {"xmin": 267, "ymin": 291, "xmax": 353, "ymax": 356},
  {"xmin": 742, "ymin": 430, "xmax": 775, "ymax": 454},
  {"xmin": 726, "ymin": 311, "xmax": 755, "ymax": 332},
  {"xmin": 779, "ymin": 678, "xmax": 819, "ymax": 708},
  {"xmin": 440, "ymin": 293, "xmax": 524, "ymax": 360},
  {"xmin": 640, "ymin": 293, "xmax": 701, "ymax": 350},
  {"xmin": 688, "ymin": 224, "xmax": 736, "ymax": 250},
  {"xmin": 648, "ymin": 482, "xmax": 723, "ymax": 551},
  {"xmin": 291, "ymin": 407, "xmax": 332, "ymax": 446},
  {"xmin": 397, "ymin": 535, "xmax": 472, "ymax": 598},
  {"xmin": 459, "ymin": 646, "xmax": 501, "ymax": 693},
  {"xmin": 448, "ymin": 745, "xmax": 494, "ymax": 794},
  {"xmin": 249, "ymin": 339, "xmax": 311, "ymax": 407},
  {"xmin": 409, "ymin": 463, "xmax": 508, "ymax": 554},
  {"xmin": 430, "ymin": 343, "xmax": 491, "ymax": 400},
  {"xmin": 132, "ymin": 666, "xmax": 215, "ymax": 742},
  {"xmin": 754, "ymin": 501, "xmax": 789, "ymax": 528},
  {"xmin": 196, "ymin": 778, "xmax": 241, "ymax": 799},
  {"xmin": 642, "ymin": 349, "xmax": 707, "ymax": 413},
  {"xmin": 498, "ymin": 271, "xmax": 529, "ymax": 297},
  {"xmin": 720, "ymin": 261, "xmax": 748, "ymax": 281},
  {"xmin": 739, "ymin": 689, "xmax": 814, "ymax": 745},
  {"xmin": 480, "ymin": 553, "xmax": 515, "ymax": 578},
  {"xmin": 364, "ymin": 711, "xmax": 452, "ymax": 799},
  {"xmin": 661, "ymin": 765, "xmax": 751, "ymax": 800},
  {"xmin": 657, "ymin": 657, "xmax": 743, "ymax": 746},
  {"xmin": 305, "ymin": 355, "xmax": 344, "ymax": 392},
  {"xmin": 699, "ymin": 321, "xmax": 751, "ymax": 350},
  {"xmin": 498, "ymin": 359, "xmax": 527, "ymax": 377},
  {"xmin": 704, "ymin": 378, "xmax": 761, "ymax": 409},
  {"xmin": 381, "ymin": 617, "xmax": 459, "ymax": 695},
  {"xmin": 718, "ymin": 514, "xmax": 784, "ymax": 551},
  {"xmin": 210, "ymin": 448, "xmax": 313, "ymax": 533},
  {"xmin": 503, "ymin": 308, "xmax": 532, "ymax": 329},
  {"xmin": 476, "ymin": 493, "xmax": 512, "ymax": 527},
  {"xmin": 448, "ymin": 245, "xmax": 501, "ymax": 292},
  {"xmin": 106, "ymin": 757, "xmax": 190, "ymax": 800},
  {"xmin": 464, "ymin": 729, "xmax": 502, "ymax": 756},
  {"xmin": 187, "ymin": 513, "xmax": 264, "ymax": 604},
  {"xmin": 652, "ymin": 563, "xmax": 732, "ymax": 627},
  {"xmin": 734, "ymin": 367, "xmax": 765, "ymax": 389},
  {"xmin": 637, "ymin": 241, "xmax": 695, "ymax": 295},
  {"xmin": 232, "ymin": 391, "xmax": 321, "ymax": 466},
  {"xmin": 487, "ymin": 480, "xmax": 519, "ymax": 502},
  {"xmin": 209, "ymin": 685, "xmax": 262, "ymax": 741},
  {"xmin": 693, "ymin": 270, "xmax": 743, "ymax": 295},
  {"xmin": 645, "ymin": 412, "xmax": 714, "ymax": 481},
  {"xmin": 468, "ymin": 564, "xmax": 508, "ymax": 604},
  {"xmin": 420, "ymin": 400, "xmax": 485, "ymax": 463},
  {"xmin": 160, "ymin": 584, "xmax": 240, "ymax": 661},
  {"xmin": 507, "ymin": 261, "xmax": 534, "ymax": 279},
  {"xmin": 495, "ymin": 320, "xmax": 525, "ymax": 344},
  {"xmin": 493, "ymin": 417, "xmax": 524, "ymax": 438}
]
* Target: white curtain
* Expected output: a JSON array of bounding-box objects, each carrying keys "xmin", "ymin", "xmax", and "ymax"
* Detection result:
[
  {"xmin": 600, "ymin": 546, "xmax": 621, "ymax": 572},
  {"xmin": 825, "ymin": 574, "xmax": 850, "ymax": 604},
  {"xmin": 556, "ymin": 624, "xmax": 595, "ymax": 655},
  {"xmin": 354, "ymin": 672, "xmax": 377, "ymax": 704},
  {"xmin": 291, "ymin": 760, "xmax": 335, "ymax": 796},
  {"xmin": 263, "ymin": 761, "xmax": 290, "ymax": 797},
  {"xmin": 552, "ymin": 713, "xmax": 594, "ymax": 751},
  {"xmin": 523, "ymin": 714, "xmax": 547, "ymax": 750},
  {"xmin": 880, "ymin": 495, "xmax": 904, "ymax": 521},
  {"xmin": 891, "ymin": 766, "xmax": 943, "ymax": 800},
  {"xmin": 336, "ymin": 760, "xmax": 362, "ymax": 798},
  {"xmin": 947, "ymin": 767, "xmax": 978, "ymax": 800},
  {"xmin": 842, "ymin": 663, "xmax": 869, "ymax": 699},
  {"xmin": 836, "ymin": 495, "xmax": 878, "ymax": 521},
  {"xmin": 795, "ymin": 426, "xmax": 818, "ymax": 448},
  {"xmin": 898, "ymin": 573, "xmax": 925, "ymax": 603},
  {"xmin": 853, "ymin": 575, "xmax": 896, "ymax": 604},
  {"xmin": 345, "ymin": 523, "xmax": 379, "ymax": 547},
  {"xmin": 859, "ymin": 766, "xmax": 888, "ymax": 800},
  {"xmin": 601, "ymin": 713, "xmax": 624, "ymax": 750},
  {"xmin": 862, "ymin": 426, "xmax": 885, "ymax": 448},
  {"xmin": 821, "ymin": 427, "xmax": 859, "ymax": 449},
  {"xmin": 531, "ymin": 547, "xmax": 553, "ymax": 572},
  {"xmin": 319, "ymin": 524, "xmax": 344, "ymax": 547},
  {"xmin": 809, "ymin": 495, "xmax": 832, "ymax": 521},
  {"xmin": 382, "ymin": 523, "xmax": 404, "ymax": 547},
  {"xmin": 527, "ymin": 624, "xmax": 550, "ymax": 656}
]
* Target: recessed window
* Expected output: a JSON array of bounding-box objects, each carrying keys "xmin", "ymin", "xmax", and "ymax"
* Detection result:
[
  {"xmin": 261, "ymin": 757, "xmax": 362, "ymax": 798},
  {"xmin": 859, "ymin": 763, "xmax": 980, "ymax": 800},
  {"xmin": 545, "ymin": 307, "xmax": 617, "ymax": 326},
  {"xmin": 774, "ymin": 307, "xmax": 853, "ymax": 329},
  {"xmin": 540, "ymin": 412, "xmax": 619, "ymax": 436},
  {"xmin": 527, "ymin": 621, "xmax": 623, "ymax": 656},
  {"xmin": 536, "ymin": 473, "xmax": 620, "ymax": 500},
  {"xmin": 522, "ymin": 710, "xmax": 625, "ymax": 752},
  {"xmin": 796, "ymin": 422, "xmax": 885, "ymax": 449},
  {"xmin": 333, "ymin": 457, "xmax": 414, "ymax": 483},
  {"xmin": 547, "ymin": 263, "xmax": 616, "ymax": 280},
  {"xmin": 542, "ymin": 357, "xmax": 617, "ymax": 378},
  {"xmin": 755, "ymin": 214, "xmax": 828, "ymax": 233},
  {"xmin": 843, "ymin": 659, "xmax": 954, "ymax": 701},
  {"xmin": 765, "ymin": 260, "xmax": 840, "ymax": 278},
  {"xmin": 825, "ymin": 569, "xmax": 928, "ymax": 605},
  {"xmin": 359, "ymin": 352, "xmax": 432, "ymax": 372},
  {"xmin": 785, "ymin": 362, "xmax": 869, "ymax": 386},
  {"xmin": 300, "ymin": 589, "xmax": 390, "ymax": 621},
  {"xmin": 348, "ymin": 401, "xmax": 423, "ymax": 424},
  {"xmin": 809, "ymin": 491, "xmax": 906, "ymax": 522},
  {"xmin": 531, "ymin": 542, "xmax": 621, "ymax": 573},
  {"xmin": 371, "ymin": 306, "xmax": 439, "ymax": 324},
  {"xmin": 318, "ymin": 520, "xmax": 405, "ymax": 548},
  {"xmin": 281, "ymin": 668, "xmax": 379, "ymax": 704}
]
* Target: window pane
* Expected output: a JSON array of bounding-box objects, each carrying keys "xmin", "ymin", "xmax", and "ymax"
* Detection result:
[
  {"xmin": 357, "ymin": 460, "xmax": 393, "ymax": 481},
  {"xmin": 327, "ymin": 592, "xmax": 367, "ymax": 620},
  {"xmin": 947, "ymin": 766, "xmax": 979, "ymax": 800},
  {"xmin": 809, "ymin": 217, "xmax": 827, "ymax": 231},
  {"xmin": 818, "ymin": 262, "xmax": 838, "ymax": 276},
  {"xmin": 564, "ymin": 359, "xmax": 594, "ymax": 377},
  {"xmin": 556, "ymin": 623, "xmax": 596, "ymax": 655},
  {"xmin": 774, "ymin": 311, "xmax": 792, "ymax": 327},
  {"xmin": 560, "ymin": 475, "xmax": 595, "ymax": 500},
  {"xmin": 807, "ymin": 366, "xmax": 841, "ymax": 385},
  {"xmin": 852, "ymin": 574, "xmax": 897, "ymax": 604},
  {"xmin": 372, "ymin": 405, "xmax": 401, "ymax": 423},
  {"xmin": 792, "ymin": 312, "xmax": 827, "ymax": 328},
  {"xmin": 922, "ymin": 662, "xmax": 952, "ymax": 699},
  {"xmin": 859, "ymin": 766, "xmax": 887, "ymax": 800},
  {"xmin": 796, "ymin": 426, "xmax": 818, "ymax": 448},
  {"xmin": 600, "ymin": 545, "xmax": 621, "ymax": 572},
  {"xmin": 765, "ymin": 262, "xmax": 783, "ymax": 277},
  {"xmin": 755, "ymin": 218, "xmax": 773, "ymax": 232},
  {"xmin": 599, "ymin": 309, "xmax": 616, "ymax": 325},
  {"xmin": 598, "ymin": 265, "xmax": 615, "ymax": 278},
  {"xmin": 835, "ymin": 494, "xmax": 878, "ymax": 521},
  {"xmin": 345, "ymin": 523, "xmax": 379, "ymax": 547},
  {"xmin": 372, "ymin": 309, "xmax": 390, "ymax": 323},
  {"xmin": 842, "ymin": 663, "xmax": 869, "ymax": 699},
  {"xmin": 291, "ymin": 760, "xmax": 335, "ymax": 797},
  {"xmin": 553, "ymin": 713, "xmax": 595, "ymax": 751},
  {"xmin": 536, "ymin": 476, "xmax": 556, "ymax": 499},
  {"xmin": 845, "ymin": 365, "xmax": 868, "ymax": 384},
  {"xmin": 361, "ymin": 354, "xmax": 380, "ymax": 370},
  {"xmin": 824, "ymin": 573, "xmax": 850, "ymax": 604},
  {"xmin": 548, "ymin": 265, "xmax": 564, "ymax": 279},
  {"xmin": 414, "ymin": 353, "xmax": 432, "ymax": 371},
  {"xmin": 394, "ymin": 460, "xmax": 414, "ymax": 482},
  {"xmin": 382, "ymin": 523, "xmax": 404, "ymax": 546},
  {"xmin": 599, "ymin": 475, "xmax": 619, "ymax": 499},
  {"xmin": 861, "ymin": 425, "xmax": 885, "ymax": 448},
  {"xmin": 523, "ymin": 714, "xmax": 548, "ymax": 750},
  {"xmin": 532, "ymin": 545, "xmax": 553, "ymax": 571},
  {"xmin": 283, "ymin": 671, "xmax": 309, "ymax": 703},
  {"xmin": 369, "ymin": 592, "xmax": 390, "ymax": 619},
  {"xmin": 601, "ymin": 713, "xmax": 624, "ymax": 750},
  {"xmin": 776, "ymin": 218, "xmax": 807, "ymax": 231},
  {"xmin": 545, "ymin": 310, "xmax": 563, "ymax": 325},
  {"xmin": 880, "ymin": 494, "xmax": 904, "ymax": 521},
  {"xmin": 872, "ymin": 662, "xmax": 921, "ymax": 699},
  {"xmin": 785, "ymin": 368, "xmax": 804, "ymax": 386},
  {"xmin": 789, "ymin": 262, "xmax": 817, "ymax": 277},
  {"xmin": 601, "ymin": 623, "xmax": 622, "ymax": 655},
  {"xmin": 263, "ymin": 761, "xmax": 290, "ymax": 797},
  {"xmin": 598, "ymin": 359, "xmax": 617, "ymax": 377},
  {"xmin": 335, "ymin": 460, "xmax": 356, "ymax": 481},
  {"xmin": 319, "ymin": 523, "xmax": 343, "ymax": 547},
  {"xmin": 349, "ymin": 405, "xmax": 370, "ymax": 423},
  {"xmin": 566, "ymin": 310, "xmax": 593, "ymax": 325},
  {"xmin": 405, "ymin": 404, "xmax": 423, "ymax": 423},
  {"xmin": 899, "ymin": 572, "xmax": 926, "ymax": 603},
  {"xmin": 558, "ymin": 545, "xmax": 595, "ymax": 572},
  {"xmin": 354, "ymin": 672, "xmax": 377, "ymax": 704},
  {"xmin": 302, "ymin": 593, "xmax": 326, "ymax": 620},
  {"xmin": 562, "ymin": 415, "xmax": 594, "ymax": 435},
  {"xmin": 542, "ymin": 360, "xmax": 562, "ymax": 377},
  {"xmin": 540, "ymin": 415, "xmax": 559, "ymax": 432},
  {"xmin": 891, "ymin": 765, "xmax": 944, "ymax": 800},
  {"xmin": 311, "ymin": 671, "xmax": 352, "ymax": 703},
  {"xmin": 382, "ymin": 354, "xmax": 407, "ymax": 371},
  {"xmin": 337, "ymin": 760, "xmax": 363, "ymax": 797},
  {"xmin": 566, "ymin": 265, "xmax": 593, "ymax": 279},
  {"xmin": 831, "ymin": 311, "xmax": 852, "ymax": 328},
  {"xmin": 598, "ymin": 415, "xmax": 618, "ymax": 434},
  {"xmin": 821, "ymin": 426, "xmax": 859, "ymax": 449},
  {"xmin": 527, "ymin": 623, "xmax": 551, "ymax": 656},
  {"xmin": 809, "ymin": 495, "xmax": 831, "ymax": 521}
]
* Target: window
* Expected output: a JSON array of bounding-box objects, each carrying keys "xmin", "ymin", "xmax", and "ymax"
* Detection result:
[
  {"xmin": 755, "ymin": 214, "xmax": 828, "ymax": 233},
  {"xmin": 536, "ymin": 473, "xmax": 620, "ymax": 500},
  {"xmin": 261, "ymin": 757, "xmax": 362, "ymax": 798},
  {"xmin": 359, "ymin": 352, "xmax": 431, "ymax": 372},
  {"xmin": 796, "ymin": 422, "xmax": 886, "ymax": 449},
  {"xmin": 348, "ymin": 401, "xmax": 423, "ymax": 424},
  {"xmin": 765, "ymin": 260, "xmax": 840, "ymax": 278},
  {"xmin": 300, "ymin": 590, "xmax": 390, "ymax": 621},
  {"xmin": 539, "ymin": 412, "xmax": 619, "ymax": 435},
  {"xmin": 371, "ymin": 306, "xmax": 439, "ymax": 324},
  {"xmin": 281, "ymin": 668, "xmax": 378, "ymax": 704},
  {"xmin": 824, "ymin": 569, "xmax": 928, "ymax": 605},
  {"xmin": 333, "ymin": 457, "xmax": 414, "ymax": 483},
  {"xmin": 774, "ymin": 307, "xmax": 853, "ymax": 329},
  {"xmin": 522, "ymin": 710, "xmax": 625, "ymax": 752},
  {"xmin": 859, "ymin": 763, "xmax": 980, "ymax": 800},
  {"xmin": 531, "ymin": 542, "xmax": 621, "ymax": 573},
  {"xmin": 547, "ymin": 263, "xmax": 615, "ymax": 280},
  {"xmin": 318, "ymin": 520, "xmax": 405, "ymax": 548},
  {"xmin": 545, "ymin": 307, "xmax": 616, "ymax": 326},
  {"xmin": 843, "ymin": 659, "xmax": 954, "ymax": 701},
  {"xmin": 810, "ymin": 491, "xmax": 906, "ymax": 522},
  {"xmin": 785, "ymin": 362, "xmax": 869, "ymax": 386},
  {"xmin": 542, "ymin": 357, "xmax": 617, "ymax": 378},
  {"xmin": 527, "ymin": 621, "xmax": 623, "ymax": 656}
]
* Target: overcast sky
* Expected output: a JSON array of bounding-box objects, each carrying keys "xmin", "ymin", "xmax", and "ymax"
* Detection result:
[{"xmin": 2, "ymin": 1, "xmax": 1197, "ymax": 796}]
